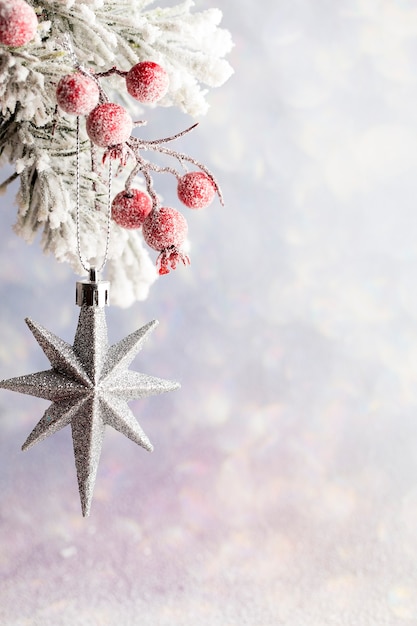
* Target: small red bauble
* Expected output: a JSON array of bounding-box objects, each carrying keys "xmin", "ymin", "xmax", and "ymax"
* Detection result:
[
  {"xmin": 142, "ymin": 207, "xmax": 189, "ymax": 274},
  {"xmin": 126, "ymin": 61, "xmax": 169, "ymax": 104},
  {"xmin": 177, "ymin": 171, "xmax": 216, "ymax": 209},
  {"xmin": 111, "ymin": 189, "xmax": 152, "ymax": 229},
  {"xmin": 56, "ymin": 72, "xmax": 100, "ymax": 116},
  {"xmin": 0, "ymin": 0, "xmax": 38, "ymax": 47},
  {"xmin": 86, "ymin": 103, "xmax": 133, "ymax": 148}
]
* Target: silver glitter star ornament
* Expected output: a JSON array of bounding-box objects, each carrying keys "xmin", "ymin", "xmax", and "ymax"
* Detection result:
[{"xmin": 0, "ymin": 274, "xmax": 179, "ymax": 516}]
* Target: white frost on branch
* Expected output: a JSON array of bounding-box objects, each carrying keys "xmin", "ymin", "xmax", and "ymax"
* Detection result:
[{"xmin": 0, "ymin": 0, "xmax": 233, "ymax": 306}]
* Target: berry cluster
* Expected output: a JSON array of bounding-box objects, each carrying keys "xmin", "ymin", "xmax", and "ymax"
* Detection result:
[{"xmin": 56, "ymin": 57, "xmax": 222, "ymax": 275}]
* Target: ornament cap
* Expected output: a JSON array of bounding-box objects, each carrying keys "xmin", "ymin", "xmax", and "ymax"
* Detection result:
[{"xmin": 76, "ymin": 268, "xmax": 110, "ymax": 307}]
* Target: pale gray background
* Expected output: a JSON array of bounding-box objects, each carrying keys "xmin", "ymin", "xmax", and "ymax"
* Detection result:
[{"xmin": 1, "ymin": 0, "xmax": 417, "ymax": 624}]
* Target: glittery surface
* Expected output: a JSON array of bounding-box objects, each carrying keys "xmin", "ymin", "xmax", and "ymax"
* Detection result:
[
  {"xmin": 3, "ymin": 1, "xmax": 417, "ymax": 624},
  {"xmin": 0, "ymin": 305, "xmax": 179, "ymax": 517}
]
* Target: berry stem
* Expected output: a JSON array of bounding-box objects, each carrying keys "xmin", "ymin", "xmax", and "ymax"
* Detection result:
[
  {"xmin": 125, "ymin": 157, "xmax": 160, "ymax": 211},
  {"xmin": 95, "ymin": 66, "xmax": 129, "ymax": 78},
  {"xmin": 141, "ymin": 166, "xmax": 160, "ymax": 211},
  {"xmin": 122, "ymin": 121, "xmax": 223, "ymax": 205},
  {"xmin": 132, "ymin": 123, "xmax": 199, "ymax": 146},
  {"xmin": 135, "ymin": 142, "xmax": 224, "ymax": 205}
]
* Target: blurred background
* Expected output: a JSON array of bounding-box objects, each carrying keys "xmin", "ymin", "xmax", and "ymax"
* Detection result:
[{"xmin": 2, "ymin": 0, "xmax": 417, "ymax": 623}]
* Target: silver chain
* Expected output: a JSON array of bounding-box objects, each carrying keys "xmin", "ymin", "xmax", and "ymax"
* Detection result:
[{"xmin": 75, "ymin": 115, "xmax": 112, "ymax": 275}]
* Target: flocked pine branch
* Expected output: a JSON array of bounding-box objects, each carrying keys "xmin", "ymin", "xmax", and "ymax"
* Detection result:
[{"xmin": 0, "ymin": 0, "xmax": 233, "ymax": 306}]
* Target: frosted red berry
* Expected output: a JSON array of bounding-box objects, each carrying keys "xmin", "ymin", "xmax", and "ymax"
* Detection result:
[
  {"xmin": 86, "ymin": 103, "xmax": 133, "ymax": 148},
  {"xmin": 143, "ymin": 207, "xmax": 190, "ymax": 274},
  {"xmin": 56, "ymin": 72, "xmax": 100, "ymax": 116},
  {"xmin": 177, "ymin": 172, "xmax": 216, "ymax": 209},
  {"xmin": 111, "ymin": 189, "xmax": 152, "ymax": 229},
  {"xmin": 142, "ymin": 206, "xmax": 188, "ymax": 251},
  {"xmin": 126, "ymin": 61, "xmax": 169, "ymax": 104},
  {"xmin": 0, "ymin": 0, "xmax": 38, "ymax": 47}
]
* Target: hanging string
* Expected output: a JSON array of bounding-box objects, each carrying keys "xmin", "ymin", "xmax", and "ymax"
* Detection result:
[
  {"xmin": 63, "ymin": 32, "xmax": 112, "ymax": 277},
  {"xmin": 75, "ymin": 114, "xmax": 113, "ymax": 275}
]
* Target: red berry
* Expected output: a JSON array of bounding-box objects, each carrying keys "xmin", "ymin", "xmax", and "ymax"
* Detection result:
[
  {"xmin": 0, "ymin": 0, "xmax": 38, "ymax": 47},
  {"xmin": 126, "ymin": 61, "xmax": 169, "ymax": 104},
  {"xmin": 111, "ymin": 189, "xmax": 152, "ymax": 229},
  {"xmin": 177, "ymin": 172, "xmax": 216, "ymax": 209},
  {"xmin": 86, "ymin": 103, "xmax": 133, "ymax": 148},
  {"xmin": 56, "ymin": 72, "xmax": 100, "ymax": 116},
  {"xmin": 142, "ymin": 207, "xmax": 188, "ymax": 251}
]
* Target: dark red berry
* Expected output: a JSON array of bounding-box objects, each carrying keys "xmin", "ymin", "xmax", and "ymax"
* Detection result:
[
  {"xmin": 86, "ymin": 103, "xmax": 133, "ymax": 148},
  {"xmin": 0, "ymin": 0, "xmax": 37, "ymax": 47},
  {"xmin": 177, "ymin": 172, "xmax": 216, "ymax": 209},
  {"xmin": 142, "ymin": 206, "xmax": 187, "ymax": 251},
  {"xmin": 56, "ymin": 72, "xmax": 100, "ymax": 116},
  {"xmin": 111, "ymin": 189, "xmax": 152, "ymax": 229},
  {"xmin": 126, "ymin": 61, "xmax": 169, "ymax": 104}
]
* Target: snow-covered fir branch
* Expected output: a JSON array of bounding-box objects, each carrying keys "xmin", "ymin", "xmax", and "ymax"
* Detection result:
[{"xmin": 0, "ymin": 0, "xmax": 233, "ymax": 306}]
